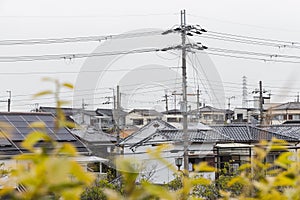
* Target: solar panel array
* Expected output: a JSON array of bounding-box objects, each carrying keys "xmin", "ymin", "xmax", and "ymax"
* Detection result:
[{"xmin": 0, "ymin": 113, "xmax": 88, "ymax": 154}]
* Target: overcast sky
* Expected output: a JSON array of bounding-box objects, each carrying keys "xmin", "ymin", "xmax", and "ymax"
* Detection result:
[{"xmin": 1, "ymin": 0, "xmax": 300, "ymax": 111}]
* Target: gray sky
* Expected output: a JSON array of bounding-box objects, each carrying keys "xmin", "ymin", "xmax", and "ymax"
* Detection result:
[{"xmin": 1, "ymin": 0, "xmax": 300, "ymax": 111}]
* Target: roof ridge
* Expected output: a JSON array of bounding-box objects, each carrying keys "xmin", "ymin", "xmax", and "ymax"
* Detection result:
[{"xmin": 254, "ymin": 126, "xmax": 299, "ymax": 140}]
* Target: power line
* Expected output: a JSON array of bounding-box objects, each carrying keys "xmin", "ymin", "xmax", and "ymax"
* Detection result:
[
  {"xmin": 0, "ymin": 48, "xmax": 165, "ymax": 62},
  {"xmin": 208, "ymin": 30, "xmax": 300, "ymax": 46},
  {"xmin": 0, "ymin": 30, "xmax": 163, "ymax": 46},
  {"xmin": 196, "ymin": 50, "xmax": 300, "ymax": 64},
  {"xmin": 0, "ymin": 66, "xmax": 180, "ymax": 75},
  {"xmin": 207, "ymin": 47, "xmax": 300, "ymax": 60}
]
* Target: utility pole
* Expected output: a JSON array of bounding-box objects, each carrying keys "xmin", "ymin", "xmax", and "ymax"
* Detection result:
[
  {"xmin": 197, "ymin": 86, "xmax": 200, "ymax": 120},
  {"xmin": 172, "ymin": 91, "xmax": 177, "ymax": 111},
  {"xmin": 162, "ymin": 10, "xmax": 207, "ymax": 175},
  {"xmin": 7, "ymin": 91, "xmax": 11, "ymax": 112},
  {"xmin": 227, "ymin": 96, "xmax": 235, "ymax": 110},
  {"xmin": 259, "ymin": 81, "xmax": 263, "ymax": 125},
  {"xmin": 180, "ymin": 9, "xmax": 189, "ymax": 175},
  {"xmin": 164, "ymin": 93, "xmax": 169, "ymax": 112},
  {"xmin": 81, "ymin": 99, "xmax": 87, "ymax": 124},
  {"xmin": 116, "ymin": 85, "xmax": 121, "ymax": 143}
]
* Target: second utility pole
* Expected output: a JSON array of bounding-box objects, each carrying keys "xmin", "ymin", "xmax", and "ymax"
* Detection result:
[
  {"xmin": 181, "ymin": 9, "xmax": 189, "ymax": 174},
  {"xmin": 259, "ymin": 81, "xmax": 263, "ymax": 125}
]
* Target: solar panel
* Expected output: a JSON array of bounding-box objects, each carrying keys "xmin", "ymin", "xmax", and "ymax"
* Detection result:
[
  {"xmin": 10, "ymin": 128, "xmax": 26, "ymax": 140},
  {"xmin": 10, "ymin": 121, "xmax": 28, "ymax": 127},
  {"xmin": 22, "ymin": 115, "xmax": 39, "ymax": 122},
  {"xmin": 0, "ymin": 116, "xmax": 8, "ymax": 121},
  {"xmin": 0, "ymin": 132, "xmax": 13, "ymax": 146},
  {"xmin": 36, "ymin": 115, "xmax": 54, "ymax": 122},
  {"xmin": 0, "ymin": 113, "xmax": 89, "ymax": 154},
  {"xmin": 44, "ymin": 121, "xmax": 56, "ymax": 128},
  {"xmin": 6, "ymin": 115, "xmax": 24, "ymax": 121}
]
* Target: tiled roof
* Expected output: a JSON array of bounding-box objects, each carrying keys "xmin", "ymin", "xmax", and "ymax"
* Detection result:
[
  {"xmin": 40, "ymin": 106, "xmax": 99, "ymax": 117},
  {"xmin": 129, "ymin": 109, "xmax": 163, "ymax": 117},
  {"xmin": 189, "ymin": 106, "xmax": 230, "ymax": 115},
  {"xmin": 212, "ymin": 124, "xmax": 299, "ymax": 142},
  {"xmin": 129, "ymin": 128, "xmax": 232, "ymax": 149},
  {"xmin": 96, "ymin": 108, "xmax": 127, "ymax": 117},
  {"xmin": 120, "ymin": 119, "xmax": 177, "ymax": 144},
  {"xmin": 39, "ymin": 106, "xmax": 81, "ymax": 116},
  {"xmin": 158, "ymin": 129, "xmax": 232, "ymax": 142},
  {"xmin": 161, "ymin": 109, "xmax": 182, "ymax": 115},
  {"xmin": 96, "ymin": 108, "xmax": 113, "ymax": 116},
  {"xmin": 71, "ymin": 128, "xmax": 117, "ymax": 143},
  {"xmin": 261, "ymin": 125, "xmax": 300, "ymax": 140},
  {"xmin": 270, "ymin": 102, "xmax": 300, "ymax": 110}
]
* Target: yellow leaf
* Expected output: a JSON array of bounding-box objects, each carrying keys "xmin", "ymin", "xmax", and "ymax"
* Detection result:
[
  {"xmin": 58, "ymin": 143, "xmax": 77, "ymax": 156},
  {"xmin": 104, "ymin": 188, "xmax": 123, "ymax": 200},
  {"xmin": 57, "ymin": 100, "xmax": 71, "ymax": 107},
  {"xmin": 275, "ymin": 152, "xmax": 293, "ymax": 169},
  {"xmin": 21, "ymin": 131, "xmax": 52, "ymax": 151},
  {"xmin": 42, "ymin": 77, "xmax": 55, "ymax": 82},
  {"xmin": 33, "ymin": 90, "xmax": 53, "ymax": 98},
  {"xmin": 193, "ymin": 162, "xmax": 215, "ymax": 172},
  {"xmin": 228, "ymin": 176, "xmax": 245, "ymax": 186},
  {"xmin": 70, "ymin": 161, "xmax": 95, "ymax": 184},
  {"xmin": 191, "ymin": 177, "xmax": 211, "ymax": 185},
  {"xmin": 239, "ymin": 163, "xmax": 251, "ymax": 171},
  {"xmin": 142, "ymin": 181, "xmax": 176, "ymax": 200},
  {"xmin": 62, "ymin": 83, "xmax": 74, "ymax": 89}
]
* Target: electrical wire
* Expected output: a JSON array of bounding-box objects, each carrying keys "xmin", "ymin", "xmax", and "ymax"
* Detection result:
[
  {"xmin": 196, "ymin": 49, "xmax": 300, "ymax": 64},
  {"xmin": 0, "ymin": 48, "xmax": 163, "ymax": 62},
  {"xmin": 0, "ymin": 30, "xmax": 163, "ymax": 46}
]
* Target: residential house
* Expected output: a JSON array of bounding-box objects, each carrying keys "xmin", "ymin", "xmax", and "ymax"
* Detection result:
[
  {"xmin": 0, "ymin": 112, "xmax": 108, "ymax": 188},
  {"xmin": 38, "ymin": 106, "xmax": 96, "ymax": 127},
  {"xmin": 161, "ymin": 109, "xmax": 183, "ymax": 128},
  {"xmin": 266, "ymin": 102, "xmax": 300, "ymax": 125},
  {"xmin": 120, "ymin": 119, "xmax": 231, "ymax": 183},
  {"xmin": 121, "ymin": 119, "xmax": 300, "ymax": 183},
  {"xmin": 233, "ymin": 108, "xmax": 259, "ymax": 123},
  {"xmin": 212, "ymin": 124, "xmax": 299, "ymax": 174},
  {"xmin": 95, "ymin": 108, "xmax": 127, "ymax": 131},
  {"xmin": 72, "ymin": 128, "xmax": 117, "ymax": 159},
  {"xmin": 189, "ymin": 106, "xmax": 233, "ymax": 125},
  {"xmin": 40, "ymin": 106, "xmax": 127, "ymax": 132},
  {"xmin": 125, "ymin": 109, "xmax": 163, "ymax": 127}
]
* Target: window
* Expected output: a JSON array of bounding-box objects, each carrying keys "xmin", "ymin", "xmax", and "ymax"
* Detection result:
[
  {"xmin": 266, "ymin": 154, "xmax": 279, "ymax": 163},
  {"xmin": 188, "ymin": 157, "xmax": 215, "ymax": 171},
  {"xmin": 213, "ymin": 115, "xmax": 218, "ymax": 120},
  {"xmin": 132, "ymin": 119, "xmax": 143, "ymax": 125},
  {"xmin": 203, "ymin": 114, "xmax": 211, "ymax": 120},
  {"xmin": 293, "ymin": 114, "xmax": 300, "ymax": 120},
  {"xmin": 274, "ymin": 115, "xmax": 284, "ymax": 120},
  {"xmin": 167, "ymin": 117, "xmax": 177, "ymax": 122},
  {"xmin": 90, "ymin": 118, "xmax": 99, "ymax": 126},
  {"xmin": 219, "ymin": 155, "xmax": 241, "ymax": 174},
  {"xmin": 237, "ymin": 114, "xmax": 243, "ymax": 121}
]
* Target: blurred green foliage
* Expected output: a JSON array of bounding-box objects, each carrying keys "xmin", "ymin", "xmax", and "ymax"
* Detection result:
[
  {"xmin": 0, "ymin": 79, "xmax": 94, "ymax": 200},
  {"xmin": 0, "ymin": 78, "xmax": 300, "ymax": 200}
]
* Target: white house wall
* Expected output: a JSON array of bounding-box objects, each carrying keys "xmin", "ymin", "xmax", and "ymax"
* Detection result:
[
  {"xmin": 0, "ymin": 159, "xmax": 17, "ymax": 188},
  {"xmin": 123, "ymin": 144, "xmax": 180, "ymax": 184},
  {"xmin": 123, "ymin": 142, "xmax": 216, "ymax": 184}
]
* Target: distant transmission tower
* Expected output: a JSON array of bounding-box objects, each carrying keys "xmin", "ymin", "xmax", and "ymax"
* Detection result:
[{"xmin": 242, "ymin": 76, "xmax": 248, "ymax": 108}]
